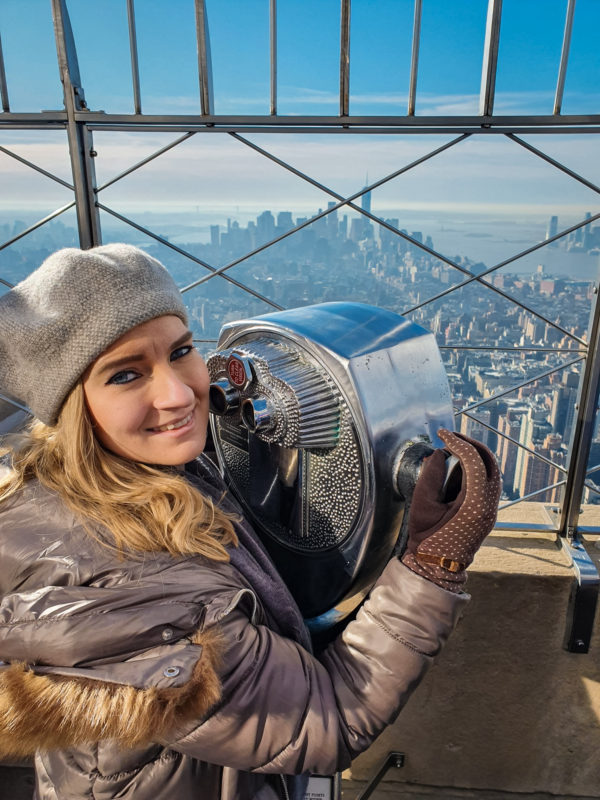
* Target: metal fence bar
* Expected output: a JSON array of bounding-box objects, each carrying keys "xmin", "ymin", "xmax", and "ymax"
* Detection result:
[
  {"xmin": 96, "ymin": 201, "xmax": 283, "ymax": 309},
  {"xmin": 51, "ymin": 0, "xmax": 101, "ymax": 248},
  {"xmin": 195, "ymin": 0, "xmax": 213, "ymax": 115},
  {"xmin": 270, "ymin": 0, "xmax": 277, "ymax": 115},
  {"xmin": 441, "ymin": 345, "xmax": 585, "ymax": 353},
  {"xmin": 408, "ymin": 0, "xmax": 422, "ymax": 115},
  {"xmin": 0, "ymin": 201, "xmax": 76, "ymax": 257},
  {"xmin": 0, "ymin": 392, "xmax": 30, "ymax": 414},
  {"xmin": 340, "ymin": 0, "xmax": 351, "ymax": 117},
  {"xmin": 0, "ymin": 144, "xmax": 74, "ymax": 190},
  {"xmin": 498, "ymin": 480, "xmax": 567, "ymax": 510},
  {"xmin": 457, "ymin": 355, "xmax": 585, "ymax": 416},
  {"xmin": 507, "ymin": 133, "xmax": 600, "ymax": 196},
  {"xmin": 406, "ymin": 211, "xmax": 600, "ymax": 345},
  {"xmin": 583, "ymin": 481, "xmax": 600, "ymax": 497},
  {"xmin": 96, "ymin": 132, "xmax": 195, "ymax": 192},
  {"xmin": 554, "ymin": 0, "xmax": 577, "ymax": 115},
  {"xmin": 181, "ymin": 133, "xmax": 469, "ymax": 292},
  {"xmin": 70, "ymin": 119, "xmax": 600, "ymax": 136},
  {"xmin": 479, "ymin": 0, "xmax": 502, "ymax": 117},
  {"xmin": 460, "ymin": 410, "xmax": 569, "ymax": 474},
  {"xmin": 229, "ymin": 131, "xmax": 591, "ymax": 347},
  {"xmin": 560, "ymin": 285, "xmax": 600, "ymax": 537},
  {"xmin": 126, "ymin": 0, "xmax": 142, "ymax": 115},
  {"xmin": 0, "ymin": 32, "xmax": 9, "ymax": 112}
]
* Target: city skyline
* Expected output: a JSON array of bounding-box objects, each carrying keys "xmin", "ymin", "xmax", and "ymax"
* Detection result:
[{"xmin": 1, "ymin": 199, "xmax": 597, "ymax": 506}]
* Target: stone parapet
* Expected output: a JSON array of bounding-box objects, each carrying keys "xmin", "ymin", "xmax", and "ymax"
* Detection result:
[{"xmin": 349, "ymin": 510, "xmax": 600, "ymax": 797}]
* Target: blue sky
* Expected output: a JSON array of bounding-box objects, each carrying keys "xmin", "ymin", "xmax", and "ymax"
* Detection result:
[
  {"xmin": 2, "ymin": 0, "xmax": 599, "ymax": 116},
  {"xmin": 0, "ymin": 1, "xmax": 599, "ymax": 223}
]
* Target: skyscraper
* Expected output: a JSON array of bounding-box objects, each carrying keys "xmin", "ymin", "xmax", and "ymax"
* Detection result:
[
  {"xmin": 545, "ymin": 215, "xmax": 558, "ymax": 246},
  {"xmin": 360, "ymin": 177, "xmax": 373, "ymax": 240}
]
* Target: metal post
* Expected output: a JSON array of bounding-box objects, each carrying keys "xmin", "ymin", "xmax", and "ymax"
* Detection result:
[
  {"xmin": 554, "ymin": 0, "xmax": 576, "ymax": 115},
  {"xmin": 51, "ymin": 0, "xmax": 101, "ymax": 249},
  {"xmin": 195, "ymin": 0, "xmax": 214, "ymax": 115},
  {"xmin": 479, "ymin": 0, "xmax": 502, "ymax": 117},
  {"xmin": 126, "ymin": 0, "xmax": 142, "ymax": 115},
  {"xmin": 0, "ymin": 32, "xmax": 9, "ymax": 112},
  {"xmin": 561, "ymin": 284, "xmax": 600, "ymax": 539},
  {"xmin": 355, "ymin": 752, "xmax": 405, "ymax": 800},
  {"xmin": 340, "ymin": 0, "xmax": 351, "ymax": 117},
  {"xmin": 270, "ymin": 0, "xmax": 277, "ymax": 115},
  {"xmin": 557, "ymin": 279, "xmax": 600, "ymax": 652},
  {"xmin": 407, "ymin": 0, "xmax": 422, "ymax": 116}
]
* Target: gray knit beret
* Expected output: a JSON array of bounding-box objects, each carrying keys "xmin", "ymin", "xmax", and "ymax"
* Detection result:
[{"xmin": 0, "ymin": 244, "xmax": 188, "ymax": 425}]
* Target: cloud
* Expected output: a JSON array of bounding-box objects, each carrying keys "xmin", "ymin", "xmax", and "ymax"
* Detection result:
[{"xmin": 1, "ymin": 125, "xmax": 599, "ymax": 222}]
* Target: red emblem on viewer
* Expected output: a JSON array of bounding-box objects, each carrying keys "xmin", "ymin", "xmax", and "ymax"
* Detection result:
[{"xmin": 228, "ymin": 357, "xmax": 246, "ymax": 387}]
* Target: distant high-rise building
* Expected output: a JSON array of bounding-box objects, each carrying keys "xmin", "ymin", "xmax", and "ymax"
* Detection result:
[
  {"xmin": 361, "ymin": 177, "xmax": 371, "ymax": 216},
  {"xmin": 360, "ymin": 178, "xmax": 372, "ymax": 240},
  {"xmin": 326, "ymin": 202, "xmax": 338, "ymax": 239},
  {"xmin": 349, "ymin": 217, "xmax": 363, "ymax": 242},
  {"xmin": 210, "ymin": 224, "xmax": 220, "ymax": 248},
  {"xmin": 583, "ymin": 211, "xmax": 593, "ymax": 250},
  {"xmin": 497, "ymin": 405, "xmax": 528, "ymax": 497},
  {"xmin": 339, "ymin": 214, "xmax": 348, "ymax": 239},
  {"xmin": 256, "ymin": 210, "xmax": 276, "ymax": 242},
  {"xmin": 546, "ymin": 215, "xmax": 558, "ymax": 245},
  {"xmin": 550, "ymin": 384, "xmax": 577, "ymax": 441},
  {"xmin": 277, "ymin": 211, "xmax": 294, "ymax": 230}
]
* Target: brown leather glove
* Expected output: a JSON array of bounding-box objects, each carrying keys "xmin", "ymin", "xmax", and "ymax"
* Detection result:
[{"xmin": 401, "ymin": 429, "xmax": 501, "ymax": 593}]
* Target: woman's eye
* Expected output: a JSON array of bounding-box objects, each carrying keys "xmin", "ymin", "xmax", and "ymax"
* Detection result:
[
  {"xmin": 171, "ymin": 344, "xmax": 194, "ymax": 361},
  {"xmin": 107, "ymin": 370, "xmax": 139, "ymax": 385}
]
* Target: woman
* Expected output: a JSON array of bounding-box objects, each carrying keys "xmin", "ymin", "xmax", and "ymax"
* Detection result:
[{"xmin": 0, "ymin": 244, "xmax": 500, "ymax": 800}]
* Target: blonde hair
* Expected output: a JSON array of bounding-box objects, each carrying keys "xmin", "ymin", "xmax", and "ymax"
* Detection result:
[{"xmin": 0, "ymin": 383, "xmax": 237, "ymax": 560}]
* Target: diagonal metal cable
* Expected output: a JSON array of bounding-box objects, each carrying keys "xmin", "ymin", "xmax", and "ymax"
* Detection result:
[
  {"xmin": 0, "ymin": 200, "xmax": 77, "ymax": 271},
  {"xmin": 180, "ymin": 133, "xmax": 472, "ymax": 293},
  {"xmin": 498, "ymin": 480, "xmax": 567, "ymax": 511},
  {"xmin": 456, "ymin": 355, "xmax": 585, "ymax": 417},
  {"xmin": 218, "ymin": 132, "xmax": 589, "ymax": 346},
  {"xmin": 440, "ymin": 345, "xmax": 586, "ymax": 353},
  {"xmin": 460, "ymin": 409, "xmax": 569, "ymax": 475},
  {"xmin": 0, "ymin": 392, "xmax": 30, "ymax": 414},
  {"xmin": 0, "ymin": 144, "xmax": 74, "ymax": 190},
  {"xmin": 583, "ymin": 481, "xmax": 600, "ymax": 498},
  {"xmin": 96, "ymin": 202, "xmax": 283, "ymax": 310},
  {"xmin": 404, "ymin": 211, "xmax": 600, "ymax": 346},
  {"xmin": 507, "ymin": 133, "xmax": 600, "ymax": 197},
  {"xmin": 95, "ymin": 132, "xmax": 197, "ymax": 192}
]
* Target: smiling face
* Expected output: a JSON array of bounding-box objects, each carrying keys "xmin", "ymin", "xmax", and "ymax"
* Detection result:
[{"xmin": 82, "ymin": 315, "xmax": 210, "ymax": 467}]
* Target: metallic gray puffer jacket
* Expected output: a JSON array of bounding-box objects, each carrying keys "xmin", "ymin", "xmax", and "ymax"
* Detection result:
[{"xmin": 0, "ymin": 464, "xmax": 468, "ymax": 800}]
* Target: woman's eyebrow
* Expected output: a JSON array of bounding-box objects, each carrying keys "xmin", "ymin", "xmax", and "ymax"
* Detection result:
[
  {"xmin": 95, "ymin": 330, "xmax": 194, "ymax": 378},
  {"xmin": 95, "ymin": 352, "xmax": 145, "ymax": 377}
]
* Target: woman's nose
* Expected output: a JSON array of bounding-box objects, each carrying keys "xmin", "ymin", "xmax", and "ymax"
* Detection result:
[{"xmin": 152, "ymin": 367, "xmax": 195, "ymax": 408}]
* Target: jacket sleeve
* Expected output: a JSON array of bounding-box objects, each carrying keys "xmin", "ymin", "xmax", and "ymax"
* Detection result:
[{"xmin": 171, "ymin": 560, "xmax": 468, "ymax": 776}]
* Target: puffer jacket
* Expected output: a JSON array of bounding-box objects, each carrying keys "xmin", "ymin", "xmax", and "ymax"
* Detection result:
[{"xmin": 0, "ymin": 458, "xmax": 468, "ymax": 800}]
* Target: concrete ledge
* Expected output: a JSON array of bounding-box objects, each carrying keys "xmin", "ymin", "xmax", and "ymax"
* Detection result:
[
  {"xmin": 349, "ymin": 529, "xmax": 600, "ymax": 797},
  {"xmin": 341, "ymin": 777, "xmax": 599, "ymax": 800}
]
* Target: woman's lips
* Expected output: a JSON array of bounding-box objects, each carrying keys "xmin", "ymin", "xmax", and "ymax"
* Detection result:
[{"xmin": 149, "ymin": 411, "xmax": 194, "ymax": 433}]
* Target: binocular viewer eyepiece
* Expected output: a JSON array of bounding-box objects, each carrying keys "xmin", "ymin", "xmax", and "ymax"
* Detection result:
[
  {"xmin": 209, "ymin": 345, "xmax": 341, "ymax": 450},
  {"xmin": 207, "ymin": 302, "xmax": 456, "ymax": 634}
]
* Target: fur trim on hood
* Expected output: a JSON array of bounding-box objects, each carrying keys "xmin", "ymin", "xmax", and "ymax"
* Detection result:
[{"xmin": 0, "ymin": 630, "xmax": 222, "ymax": 758}]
